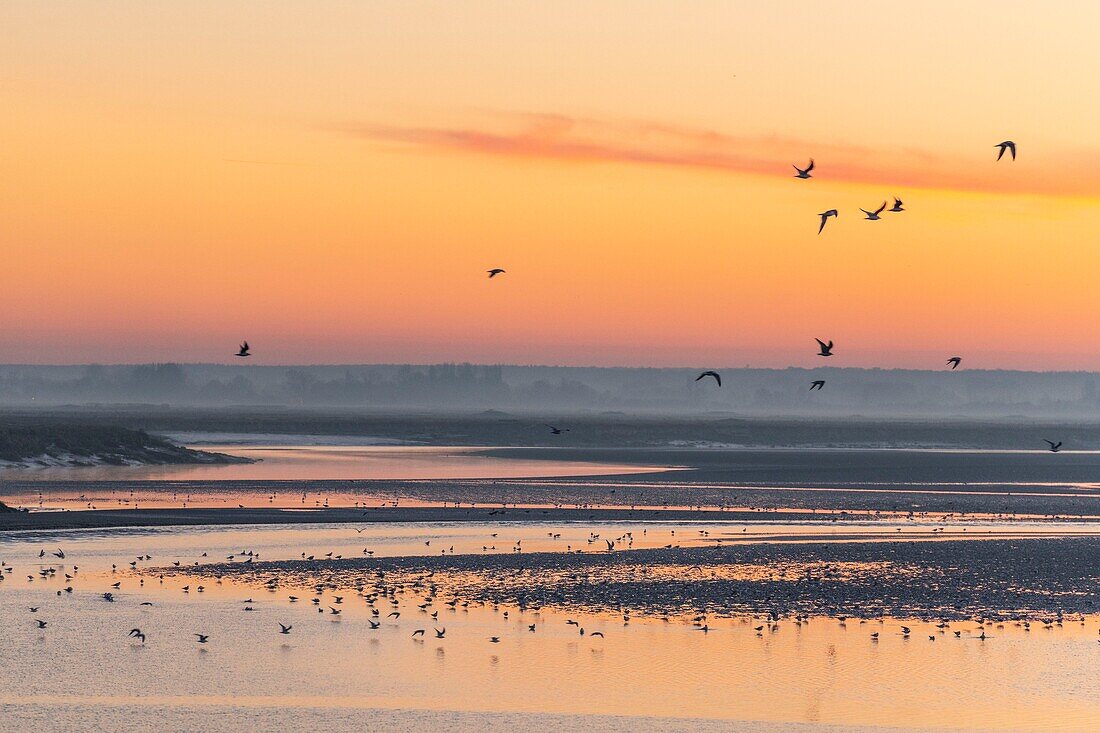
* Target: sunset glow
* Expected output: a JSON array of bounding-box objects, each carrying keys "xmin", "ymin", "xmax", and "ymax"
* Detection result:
[{"xmin": 4, "ymin": 1, "xmax": 1100, "ymax": 368}]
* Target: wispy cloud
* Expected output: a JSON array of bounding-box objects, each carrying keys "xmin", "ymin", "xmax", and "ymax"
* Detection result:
[{"xmin": 341, "ymin": 112, "xmax": 1100, "ymax": 197}]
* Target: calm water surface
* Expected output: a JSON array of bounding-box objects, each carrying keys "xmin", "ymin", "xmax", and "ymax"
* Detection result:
[{"xmin": 1, "ymin": 522, "xmax": 1098, "ymax": 733}]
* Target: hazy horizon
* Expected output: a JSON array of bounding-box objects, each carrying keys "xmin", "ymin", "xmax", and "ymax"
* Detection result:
[{"xmin": 4, "ymin": 362, "xmax": 1100, "ymax": 418}]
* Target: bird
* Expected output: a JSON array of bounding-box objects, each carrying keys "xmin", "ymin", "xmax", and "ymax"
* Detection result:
[
  {"xmin": 487, "ymin": 268, "xmax": 506, "ymax": 278},
  {"xmin": 947, "ymin": 357, "xmax": 962, "ymax": 370},
  {"xmin": 53, "ymin": 549, "xmax": 65, "ymax": 559},
  {"xmin": 435, "ymin": 628, "xmax": 446, "ymax": 638},
  {"xmin": 695, "ymin": 371, "xmax": 721, "ymax": 387},
  {"xmin": 236, "ymin": 342, "xmax": 250, "ymax": 357},
  {"xmin": 194, "ymin": 634, "xmax": 209, "ymax": 643},
  {"xmin": 1044, "ymin": 440, "xmax": 1062, "ymax": 453},
  {"xmin": 809, "ymin": 380, "xmax": 825, "ymax": 391},
  {"xmin": 590, "ymin": 631, "xmax": 605, "ymax": 638},
  {"xmin": 817, "ymin": 209, "xmax": 838, "ymax": 234},
  {"xmin": 128, "ymin": 629, "xmax": 145, "ymax": 644},
  {"xmin": 489, "ymin": 637, "xmax": 501, "ymax": 643},
  {"xmin": 545, "ymin": 424, "xmax": 569, "ymax": 435},
  {"xmin": 412, "ymin": 629, "xmax": 425, "ymax": 637},
  {"xmin": 889, "ymin": 197, "xmax": 904, "ymax": 212},
  {"xmin": 35, "ymin": 619, "xmax": 47, "ymax": 629},
  {"xmin": 369, "ymin": 620, "xmax": 380, "ymax": 629},
  {"xmin": 815, "ymin": 339, "xmax": 834, "ymax": 357},
  {"xmin": 995, "ymin": 141, "xmax": 1016, "ymax": 161},
  {"xmin": 861, "ymin": 202, "xmax": 887, "ymax": 220},
  {"xmin": 793, "ymin": 159, "xmax": 814, "ymax": 179},
  {"xmin": 29, "ymin": 607, "xmax": 39, "ymax": 613},
  {"xmin": 279, "ymin": 624, "xmax": 292, "ymax": 635}
]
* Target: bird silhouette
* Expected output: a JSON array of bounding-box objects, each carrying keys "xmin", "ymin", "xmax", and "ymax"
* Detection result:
[
  {"xmin": 194, "ymin": 634, "xmax": 209, "ymax": 643},
  {"xmin": 818, "ymin": 209, "xmax": 838, "ymax": 233},
  {"xmin": 947, "ymin": 356, "xmax": 962, "ymax": 369},
  {"xmin": 435, "ymin": 628, "xmax": 446, "ymax": 638},
  {"xmin": 861, "ymin": 202, "xmax": 887, "ymax": 220},
  {"xmin": 236, "ymin": 342, "xmax": 250, "ymax": 358},
  {"xmin": 128, "ymin": 628, "xmax": 145, "ymax": 644},
  {"xmin": 809, "ymin": 380, "xmax": 825, "ymax": 391},
  {"xmin": 793, "ymin": 159, "xmax": 814, "ymax": 179},
  {"xmin": 695, "ymin": 371, "xmax": 721, "ymax": 387},
  {"xmin": 815, "ymin": 339, "xmax": 834, "ymax": 357},
  {"xmin": 1044, "ymin": 440, "xmax": 1062, "ymax": 453},
  {"xmin": 545, "ymin": 424, "xmax": 569, "ymax": 435},
  {"xmin": 279, "ymin": 624, "xmax": 292, "ymax": 634},
  {"xmin": 487, "ymin": 269, "xmax": 505, "ymax": 278},
  {"xmin": 995, "ymin": 141, "xmax": 1016, "ymax": 161},
  {"xmin": 412, "ymin": 629, "xmax": 425, "ymax": 637},
  {"xmin": 889, "ymin": 197, "xmax": 904, "ymax": 212},
  {"xmin": 35, "ymin": 619, "xmax": 47, "ymax": 629}
]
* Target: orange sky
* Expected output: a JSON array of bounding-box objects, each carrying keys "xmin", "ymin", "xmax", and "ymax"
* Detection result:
[{"xmin": 3, "ymin": 2, "xmax": 1100, "ymax": 368}]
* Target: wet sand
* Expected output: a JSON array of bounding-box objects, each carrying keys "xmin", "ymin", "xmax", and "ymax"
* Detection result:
[{"xmin": 172, "ymin": 535, "xmax": 1100, "ymax": 621}]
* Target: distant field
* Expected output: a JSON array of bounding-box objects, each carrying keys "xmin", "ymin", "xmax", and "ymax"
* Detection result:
[{"xmin": 2, "ymin": 407, "xmax": 1100, "ymax": 450}]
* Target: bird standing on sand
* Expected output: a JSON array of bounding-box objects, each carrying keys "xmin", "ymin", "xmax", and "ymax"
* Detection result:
[
  {"xmin": 236, "ymin": 342, "xmax": 250, "ymax": 358},
  {"xmin": 1044, "ymin": 440, "xmax": 1062, "ymax": 453},
  {"xmin": 818, "ymin": 209, "xmax": 838, "ymax": 234},
  {"xmin": 861, "ymin": 202, "xmax": 887, "ymax": 220},
  {"xmin": 793, "ymin": 159, "xmax": 814, "ymax": 179},
  {"xmin": 809, "ymin": 380, "xmax": 825, "ymax": 391},
  {"xmin": 995, "ymin": 141, "xmax": 1016, "ymax": 161},
  {"xmin": 947, "ymin": 357, "xmax": 962, "ymax": 370},
  {"xmin": 487, "ymin": 269, "xmax": 505, "ymax": 278},
  {"xmin": 695, "ymin": 371, "xmax": 721, "ymax": 387},
  {"xmin": 815, "ymin": 339, "xmax": 834, "ymax": 357}
]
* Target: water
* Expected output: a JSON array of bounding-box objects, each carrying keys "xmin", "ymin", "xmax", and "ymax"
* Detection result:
[
  {"xmin": 1, "ymin": 523, "xmax": 1098, "ymax": 732},
  {"xmin": 2, "ymin": 445, "xmax": 1099, "ymax": 731}
]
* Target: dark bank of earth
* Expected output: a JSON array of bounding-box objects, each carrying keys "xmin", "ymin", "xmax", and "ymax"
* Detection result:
[{"xmin": 0, "ymin": 424, "xmax": 252, "ymax": 468}]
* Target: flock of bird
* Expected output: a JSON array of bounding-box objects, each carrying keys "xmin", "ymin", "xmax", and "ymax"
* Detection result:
[
  {"xmin": 216, "ymin": 140, "xmax": 1073, "ymax": 453},
  {"xmin": 6, "ymin": 524, "xmax": 1098, "ymax": 651}
]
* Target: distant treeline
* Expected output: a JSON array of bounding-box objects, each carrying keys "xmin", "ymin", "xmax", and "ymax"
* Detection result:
[{"xmin": 1, "ymin": 362, "xmax": 1099, "ymax": 417}]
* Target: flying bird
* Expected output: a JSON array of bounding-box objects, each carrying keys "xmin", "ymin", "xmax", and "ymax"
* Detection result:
[
  {"xmin": 861, "ymin": 202, "xmax": 887, "ymax": 220},
  {"xmin": 236, "ymin": 342, "xmax": 251, "ymax": 358},
  {"xmin": 128, "ymin": 629, "xmax": 145, "ymax": 644},
  {"xmin": 194, "ymin": 634, "xmax": 209, "ymax": 644},
  {"xmin": 435, "ymin": 628, "xmax": 446, "ymax": 638},
  {"xmin": 889, "ymin": 198, "xmax": 904, "ymax": 212},
  {"xmin": 279, "ymin": 624, "xmax": 292, "ymax": 635},
  {"xmin": 487, "ymin": 269, "xmax": 506, "ymax": 278},
  {"xmin": 793, "ymin": 159, "xmax": 814, "ymax": 179},
  {"xmin": 35, "ymin": 619, "xmax": 47, "ymax": 629},
  {"xmin": 815, "ymin": 339, "xmax": 834, "ymax": 357},
  {"xmin": 695, "ymin": 371, "xmax": 721, "ymax": 387},
  {"xmin": 817, "ymin": 209, "xmax": 838, "ymax": 234},
  {"xmin": 995, "ymin": 140, "xmax": 1016, "ymax": 161},
  {"xmin": 947, "ymin": 357, "xmax": 962, "ymax": 370},
  {"xmin": 809, "ymin": 380, "xmax": 825, "ymax": 391},
  {"xmin": 545, "ymin": 424, "xmax": 569, "ymax": 435},
  {"xmin": 1044, "ymin": 440, "xmax": 1062, "ymax": 453}
]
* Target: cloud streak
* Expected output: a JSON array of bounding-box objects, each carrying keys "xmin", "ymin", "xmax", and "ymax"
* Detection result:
[{"xmin": 343, "ymin": 112, "xmax": 1100, "ymax": 198}]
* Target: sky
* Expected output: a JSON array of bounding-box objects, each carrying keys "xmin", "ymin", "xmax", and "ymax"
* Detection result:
[{"xmin": 4, "ymin": 1, "xmax": 1100, "ymax": 369}]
